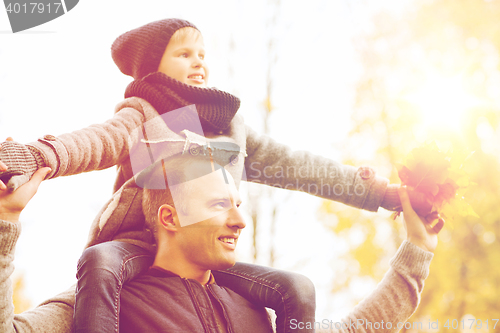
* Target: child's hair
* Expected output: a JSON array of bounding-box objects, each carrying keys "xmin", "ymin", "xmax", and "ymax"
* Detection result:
[{"xmin": 170, "ymin": 27, "xmax": 203, "ymax": 45}]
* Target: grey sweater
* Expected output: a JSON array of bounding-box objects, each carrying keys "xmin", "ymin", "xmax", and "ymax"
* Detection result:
[{"xmin": 0, "ymin": 219, "xmax": 433, "ymax": 333}]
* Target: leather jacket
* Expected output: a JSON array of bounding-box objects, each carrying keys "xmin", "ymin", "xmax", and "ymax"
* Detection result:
[{"xmin": 119, "ymin": 267, "xmax": 274, "ymax": 333}]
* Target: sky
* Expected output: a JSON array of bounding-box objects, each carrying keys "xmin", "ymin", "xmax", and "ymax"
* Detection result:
[{"xmin": 0, "ymin": 0, "xmax": 408, "ymax": 321}]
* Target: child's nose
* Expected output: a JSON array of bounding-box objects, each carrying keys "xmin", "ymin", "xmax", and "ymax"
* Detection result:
[{"xmin": 192, "ymin": 58, "xmax": 203, "ymax": 68}]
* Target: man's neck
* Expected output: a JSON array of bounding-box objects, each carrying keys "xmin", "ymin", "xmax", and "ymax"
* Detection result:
[{"xmin": 153, "ymin": 251, "xmax": 211, "ymax": 285}]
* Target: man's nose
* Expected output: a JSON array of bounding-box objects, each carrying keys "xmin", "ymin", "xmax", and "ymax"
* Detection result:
[{"xmin": 227, "ymin": 207, "xmax": 246, "ymax": 230}]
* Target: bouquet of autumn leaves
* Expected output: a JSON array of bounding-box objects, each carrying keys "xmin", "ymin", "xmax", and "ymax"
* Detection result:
[{"xmin": 395, "ymin": 143, "xmax": 478, "ymax": 228}]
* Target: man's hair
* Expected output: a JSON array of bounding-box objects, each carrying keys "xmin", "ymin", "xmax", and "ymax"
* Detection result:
[
  {"xmin": 141, "ymin": 154, "xmax": 216, "ymax": 236},
  {"xmin": 170, "ymin": 26, "xmax": 203, "ymax": 45}
]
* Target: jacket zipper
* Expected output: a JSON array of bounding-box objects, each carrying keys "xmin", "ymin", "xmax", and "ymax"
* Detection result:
[
  {"xmin": 206, "ymin": 285, "xmax": 234, "ymax": 333},
  {"xmin": 181, "ymin": 278, "xmax": 211, "ymax": 333}
]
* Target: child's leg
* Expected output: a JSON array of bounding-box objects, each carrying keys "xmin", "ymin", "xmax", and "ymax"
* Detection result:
[
  {"xmin": 74, "ymin": 241, "xmax": 154, "ymax": 333},
  {"xmin": 213, "ymin": 263, "xmax": 316, "ymax": 333}
]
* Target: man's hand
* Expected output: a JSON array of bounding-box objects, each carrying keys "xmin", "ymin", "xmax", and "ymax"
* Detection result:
[
  {"xmin": 0, "ymin": 158, "xmax": 7, "ymax": 191},
  {"xmin": 0, "ymin": 137, "xmax": 14, "ymax": 191},
  {"xmin": 0, "ymin": 167, "xmax": 51, "ymax": 222},
  {"xmin": 399, "ymin": 186, "xmax": 444, "ymax": 253}
]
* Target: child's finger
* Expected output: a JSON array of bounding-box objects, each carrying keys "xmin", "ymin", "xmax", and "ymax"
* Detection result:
[{"xmin": 5, "ymin": 137, "xmax": 13, "ymax": 141}]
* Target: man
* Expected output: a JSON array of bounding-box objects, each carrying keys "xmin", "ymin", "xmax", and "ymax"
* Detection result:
[
  {"xmin": 0, "ymin": 156, "xmax": 442, "ymax": 332},
  {"xmin": 118, "ymin": 155, "xmax": 274, "ymax": 332}
]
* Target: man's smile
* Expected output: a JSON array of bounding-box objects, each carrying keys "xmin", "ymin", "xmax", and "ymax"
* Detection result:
[{"xmin": 218, "ymin": 236, "xmax": 237, "ymax": 249}]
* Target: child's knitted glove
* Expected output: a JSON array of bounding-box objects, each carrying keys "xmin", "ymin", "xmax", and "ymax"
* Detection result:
[
  {"xmin": 381, "ymin": 184, "xmax": 433, "ymax": 216},
  {"xmin": 0, "ymin": 140, "xmax": 46, "ymax": 192}
]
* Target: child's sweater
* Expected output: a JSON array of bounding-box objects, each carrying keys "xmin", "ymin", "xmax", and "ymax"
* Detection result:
[
  {"xmin": 30, "ymin": 97, "xmax": 388, "ymax": 251},
  {"xmin": 21, "ymin": 73, "xmax": 390, "ymax": 252}
]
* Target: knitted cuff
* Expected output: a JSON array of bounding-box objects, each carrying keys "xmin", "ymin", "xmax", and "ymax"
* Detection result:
[
  {"xmin": 27, "ymin": 145, "xmax": 47, "ymax": 168},
  {"xmin": 0, "ymin": 141, "xmax": 42, "ymax": 175},
  {"xmin": 389, "ymin": 240, "xmax": 434, "ymax": 280},
  {"xmin": 380, "ymin": 184, "xmax": 402, "ymax": 211},
  {"xmin": 0, "ymin": 220, "xmax": 21, "ymax": 255}
]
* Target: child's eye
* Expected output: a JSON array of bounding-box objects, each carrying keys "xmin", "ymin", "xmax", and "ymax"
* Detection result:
[
  {"xmin": 180, "ymin": 53, "xmax": 189, "ymax": 58},
  {"xmin": 199, "ymin": 54, "xmax": 205, "ymax": 60}
]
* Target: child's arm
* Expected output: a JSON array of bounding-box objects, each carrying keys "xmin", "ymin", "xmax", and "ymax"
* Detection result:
[
  {"xmin": 0, "ymin": 98, "xmax": 150, "ymax": 191},
  {"xmin": 244, "ymin": 125, "xmax": 397, "ymax": 212}
]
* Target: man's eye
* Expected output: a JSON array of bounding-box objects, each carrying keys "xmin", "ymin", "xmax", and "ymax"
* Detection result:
[{"xmin": 214, "ymin": 201, "xmax": 227, "ymax": 208}]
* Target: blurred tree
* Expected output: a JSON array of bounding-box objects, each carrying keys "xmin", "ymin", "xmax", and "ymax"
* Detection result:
[
  {"xmin": 246, "ymin": 0, "xmax": 288, "ymax": 266},
  {"xmin": 320, "ymin": 0, "xmax": 500, "ymax": 331},
  {"xmin": 12, "ymin": 273, "xmax": 31, "ymax": 314}
]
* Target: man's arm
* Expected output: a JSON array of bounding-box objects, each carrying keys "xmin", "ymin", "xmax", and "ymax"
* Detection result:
[
  {"xmin": 317, "ymin": 187, "xmax": 443, "ymax": 333},
  {"xmin": 315, "ymin": 241, "xmax": 432, "ymax": 333},
  {"xmin": 0, "ymin": 168, "xmax": 75, "ymax": 333}
]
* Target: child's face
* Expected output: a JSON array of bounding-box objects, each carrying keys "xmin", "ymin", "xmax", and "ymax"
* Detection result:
[{"xmin": 158, "ymin": 29, "xmax": 209, "ymax": 87}]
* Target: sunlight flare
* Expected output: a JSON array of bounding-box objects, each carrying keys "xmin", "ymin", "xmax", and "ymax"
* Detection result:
[{"xmin": 405, "ymin": 73, "xmax": 481, "ymax": 131}]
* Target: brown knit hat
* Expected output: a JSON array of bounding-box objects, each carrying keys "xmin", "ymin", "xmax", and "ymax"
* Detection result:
[{"xmin": 111, "ymin": 19, "xmax": 198, "ymax": 80}]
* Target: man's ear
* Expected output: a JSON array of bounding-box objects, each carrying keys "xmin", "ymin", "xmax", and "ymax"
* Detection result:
[{"xmin": 158, "ymin": 204, "xmax": 178, "ymax": 231}]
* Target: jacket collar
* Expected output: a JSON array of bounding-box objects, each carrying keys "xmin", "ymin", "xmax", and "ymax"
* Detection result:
[{"xmin": 148, "ymin": 265, "xmax": 216, "ymax": 285}]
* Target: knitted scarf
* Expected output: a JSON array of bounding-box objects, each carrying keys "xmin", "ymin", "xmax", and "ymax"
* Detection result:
[{"xmin": 124, "ymin": 72, "xmax": 240, "ymax": 133}]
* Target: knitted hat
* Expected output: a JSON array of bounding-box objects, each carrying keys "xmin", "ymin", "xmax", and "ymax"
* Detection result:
[{"xmin": 111, "ymin": 19, "xmax": 198, "ymax": 80}]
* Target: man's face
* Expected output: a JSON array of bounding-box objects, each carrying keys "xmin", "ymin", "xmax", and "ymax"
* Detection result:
[
  {"xmin": 158, "ymin": 28, "xmax": 209, "ymax": 87},
  {"xmin": 175, "ymin": 168, "xmax": 245, "ymax": 271}
]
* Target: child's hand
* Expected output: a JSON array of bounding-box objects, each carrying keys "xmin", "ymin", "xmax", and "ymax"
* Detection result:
[
  {"xmin": 0, "ymin": 138, "xmax": 44, "ymax": 192},
  {"xmin": 399, "ymin": 186, "xmax": 444, "ymax": 253},
  {"xmin": 0, "ymin": 167, "xmax": 51, "ymax": 222},
  {"xmin": 382, "ymin": 184, "xmax": 433, "ymax": 216}
]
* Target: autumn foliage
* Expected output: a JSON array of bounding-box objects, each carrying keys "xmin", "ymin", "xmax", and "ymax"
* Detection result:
[{"xmin": 397, "ymin": 143, "xmax": 478, "ymax": 224}]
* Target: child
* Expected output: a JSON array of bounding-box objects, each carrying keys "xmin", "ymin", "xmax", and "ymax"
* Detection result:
[{"xmin": 0, "ymin": 19, "xmax": 409, "ymax": 333}]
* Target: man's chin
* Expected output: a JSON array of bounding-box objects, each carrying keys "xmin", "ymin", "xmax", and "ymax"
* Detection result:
[{"xmin": 213, "ymin": 260, "xmax": 236, "ymax": 271}]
